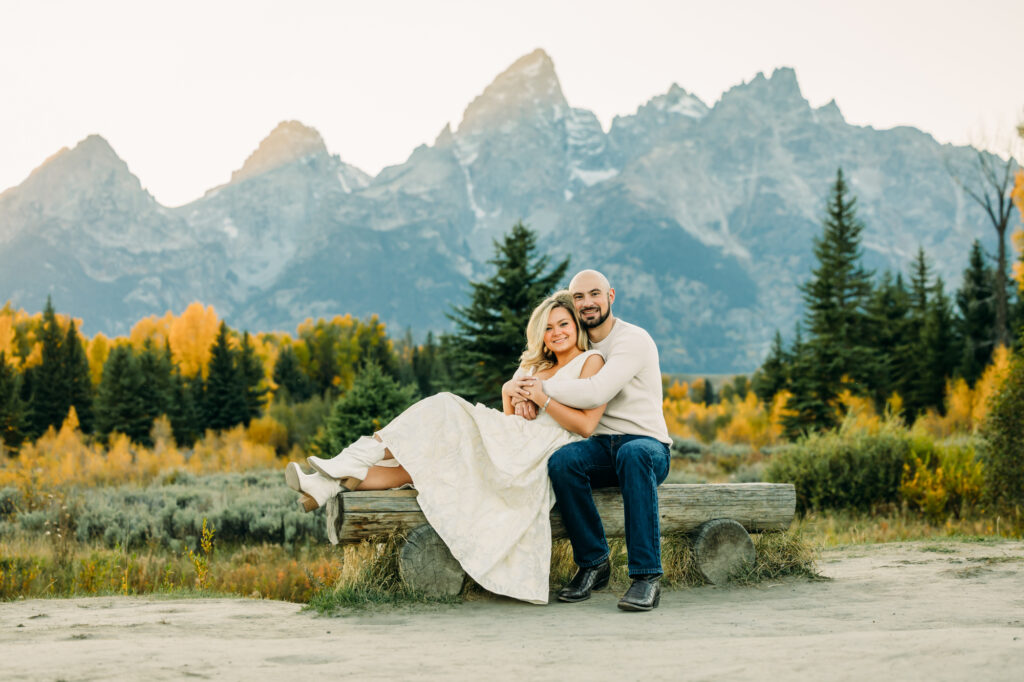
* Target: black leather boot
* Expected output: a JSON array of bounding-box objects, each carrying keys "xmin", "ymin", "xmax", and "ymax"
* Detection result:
[
  {"xmin": 617, "ymin": 574, "xmax": 661, "ymax": 611},
  {"xmin": 556, "ymin": 560, "xmax": 611, "ymax": 602}
]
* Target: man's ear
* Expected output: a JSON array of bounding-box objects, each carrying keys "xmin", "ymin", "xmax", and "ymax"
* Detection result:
[{"xmin": 607, "ymin": 288, "xmax": 616, "ymax": 306}]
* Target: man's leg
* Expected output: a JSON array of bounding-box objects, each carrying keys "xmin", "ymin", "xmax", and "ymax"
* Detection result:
[
  {"xmin": 547, "ymin": 436, "xmax": 616, "ymax": 569},
  {"xmin": 613, "ymin": 436, "xmax": 671, "ymax": 577}
]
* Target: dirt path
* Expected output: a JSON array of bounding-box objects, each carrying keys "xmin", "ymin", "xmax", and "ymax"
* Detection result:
[{"xmin": 3, "ymin": 541, "xmax": 1023, "ymax": 681}]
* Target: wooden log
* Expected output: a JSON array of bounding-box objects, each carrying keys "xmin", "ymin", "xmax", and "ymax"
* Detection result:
[
  {"xmin": 326, "ymin": 483, "xmax": 795, "ymax": 544},
  {"xmin": 398, "ymin": 524, "xmax": 466, "ymax": 597},
  {"xmin": 691, "ymin": 518, "xmax": 756, "ymax": 585}
]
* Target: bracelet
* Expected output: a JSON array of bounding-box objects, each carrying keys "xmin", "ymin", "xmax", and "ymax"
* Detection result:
[{"xmin": 541, "ymin": 396, "xmax": 552, "ymax": 412}]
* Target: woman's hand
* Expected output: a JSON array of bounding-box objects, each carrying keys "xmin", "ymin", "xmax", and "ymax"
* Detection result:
[
  {"xmin": 501, "ymin": 377, "xmax": 521, "ymax": 401},
  {"xmin": 513, "ymin": 377, "xmax": 547, "ymax": 407}
]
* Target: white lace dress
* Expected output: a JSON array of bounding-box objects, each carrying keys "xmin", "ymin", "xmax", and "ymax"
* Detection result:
[{"xmin": 377, "ymin": 349, "xmax": 602, "ymax": 604}]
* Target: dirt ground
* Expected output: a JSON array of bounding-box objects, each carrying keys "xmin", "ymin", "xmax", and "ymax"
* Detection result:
[{"xmin": 3, "ymin": 540, "xmax": 1023, "ymax": 681}]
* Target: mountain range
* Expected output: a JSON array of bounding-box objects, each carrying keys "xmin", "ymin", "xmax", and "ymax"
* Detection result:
[{"xmin": 0, "ymin": 49, "xmax": 1003, "ymax": 372}]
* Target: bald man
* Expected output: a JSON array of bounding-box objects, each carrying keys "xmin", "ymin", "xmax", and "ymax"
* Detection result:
[{"xmin": 513, "ymin": 270, "xmax": 671, "ymax": 611}]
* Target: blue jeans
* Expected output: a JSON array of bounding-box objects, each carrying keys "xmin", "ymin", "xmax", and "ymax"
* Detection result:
[{"xmin": 547, "ymin": 435, "xmax": 671, "ymax": 577}]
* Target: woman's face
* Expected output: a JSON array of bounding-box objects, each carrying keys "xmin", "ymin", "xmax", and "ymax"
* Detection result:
[{"xmin": 544, "ymin": 306, "xmax": 577, "ymax": 355}]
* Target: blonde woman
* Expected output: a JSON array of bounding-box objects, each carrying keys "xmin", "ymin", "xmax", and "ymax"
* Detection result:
[{"xmin": 284, "ymin": 290, "xmax": 605, "ymax": 603}]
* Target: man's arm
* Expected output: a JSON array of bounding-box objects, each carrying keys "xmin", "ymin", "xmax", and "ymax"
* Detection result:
[{"xmin": 541, "ymin": 341, "xmax": 644, "ymax": 409}]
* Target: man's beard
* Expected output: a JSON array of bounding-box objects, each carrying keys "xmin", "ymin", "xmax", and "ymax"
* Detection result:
[{"xmin": 580, "ymin": 305, "xmax": 610, "ymax": 329}]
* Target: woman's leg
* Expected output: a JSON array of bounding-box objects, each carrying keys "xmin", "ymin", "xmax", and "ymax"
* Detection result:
[{"xmin": 356, "ymin": 464, "xmax": 413, "ymax": 490}]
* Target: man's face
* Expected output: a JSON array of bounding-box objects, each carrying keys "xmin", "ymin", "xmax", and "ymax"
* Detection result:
[{"xmin": 570, "ymin": 276, "xmax": 613, "ymax": 329}]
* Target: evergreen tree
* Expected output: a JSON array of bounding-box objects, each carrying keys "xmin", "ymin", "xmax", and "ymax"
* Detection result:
[
  {"xmin": 752, "ymin": 330, "xmax": 789, "ymax": 402},
  {"xmin": 411, "ymin": 332, "xmax": 445, "ymax": 397},
  {"xmin": 864, "ymin": 271, "xmax": 912, "ymax": 407},
  {"xmin": 137, "ymin": 340, "xmax": 174, "ymax": 428},
  {"xmin": 238, "ymin": 331, "xmax": 267, "ymax": 425},
  {"xmin": 95, "ymin": 346, "xmax": 151, "ymax": 444},
  {"xmin": 445, "ymin": 222, "xmax": 569, "ymax": 405},
  {"xmin": 204, "ymin": 322, "xmax": 247, "ymax": 431},
  {"xmin": 801, "ymin": 169, "xmax": 875, "ymax": 392},
  {"xmin": 62, "ymin": 320, "xmax": 95, "ymax": 434},
  {"xmin": 787, "ymin": 169, "xmax": 874, "ymax": 433},
  {"xmin": 919, "ymin": 277, "xmax": 957, "ymax": 412},
  {"xmin": 956, "ymin": 240, "xmax": 996, "ymax": 385},
  {"xmin": 782, "ymin": 325, "xmax": 835, "ymax": 439},
  {"xmin": 187, "ymin": 372, "xmax": 207, "ymax": 437},
  {"xmin": 28, "ymin": 297, "xmax": 68, "ymax": 436},
  {"xmin": 272, "ymin": 345, "xmax": 314, "ymax": 403},
  {"xmin": 0, "ymin": 352, "xmax": 28, "ymax": 450},
  {"xmin": 167, "ymin": 367, "xmax": 200, "ymax": 447},
  {"xmin": 315, "ymin": 360, "xmax": 419, "ymax": 455},
  {"xmin": 309, "ymin": 331, "xmax": 340, "ymax": 397},
  {"xmin": 904, "ymin": 249, "xmax": 938, "ymax": 416}
]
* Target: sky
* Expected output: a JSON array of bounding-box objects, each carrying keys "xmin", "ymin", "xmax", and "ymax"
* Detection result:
[{"xmin": 0, "ymin": 0, "xmax": 1020, "ymax": 207}]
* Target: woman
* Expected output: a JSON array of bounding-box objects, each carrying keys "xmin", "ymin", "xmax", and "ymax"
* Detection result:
[{"xmin": 284, "ymin": 290, "xmax": 605, "ymax": 603}]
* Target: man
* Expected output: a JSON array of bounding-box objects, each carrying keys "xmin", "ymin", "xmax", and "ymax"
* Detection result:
[{"xmin": 512, "ymin": 269, "xmax": 672, "ymax": 611}]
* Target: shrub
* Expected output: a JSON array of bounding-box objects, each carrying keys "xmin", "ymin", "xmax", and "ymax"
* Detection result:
[
  {"xmin": 15, "ymin": 470, "xmax": 326, "ymax": 550},
  {"xmin": 899, "ymin": 436, "xmax": 984, "ymax": 523},
  {"xmin": 978, "ymin": 349, "xmax": 1024, "ymax": 512},
  {"xmin": 765, "ymin": 418, "xmax": 911, "ymax": 513}
]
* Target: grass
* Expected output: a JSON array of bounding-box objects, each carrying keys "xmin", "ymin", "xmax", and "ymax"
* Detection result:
[
  {"xmin": 793, "ymin": 507, "xmax": 1023, "ymax": 548},
  {"xmin": 0, "ymin": 536, "xmax": 342, "ymax": 602},
  {"xmin": 305, "ymin": 533, "xmax": 460, "ymax": 613}
]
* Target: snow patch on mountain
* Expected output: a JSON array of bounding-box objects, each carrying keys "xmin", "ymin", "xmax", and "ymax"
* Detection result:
[{"xmin": 571, "ymin": 167, "xmax": 619, "ymax": 186}]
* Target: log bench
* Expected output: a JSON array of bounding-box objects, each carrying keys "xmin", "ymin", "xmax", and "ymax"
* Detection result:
[{"xmin": 324, "ymin": 482, "xmax": 796, "ymax": 597}]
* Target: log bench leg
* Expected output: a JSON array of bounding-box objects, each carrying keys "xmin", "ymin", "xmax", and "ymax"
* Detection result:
[
  {"xmin": 690, "ymin": 519, "xmax": 755, "ymax": 585},
  {"xmin": 398, "ymin": 524, "xmax": 466, "ymax": 597}
]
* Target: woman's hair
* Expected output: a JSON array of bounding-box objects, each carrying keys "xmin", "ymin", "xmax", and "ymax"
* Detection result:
[{"xmin": 519, "ymin": 289, "xmax": 590, "ymax": 372}]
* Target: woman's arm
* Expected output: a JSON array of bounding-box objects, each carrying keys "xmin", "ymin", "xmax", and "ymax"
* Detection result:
[{"xmin": 521, "ymin": 355, "xmax": 607, "ymax": 437}]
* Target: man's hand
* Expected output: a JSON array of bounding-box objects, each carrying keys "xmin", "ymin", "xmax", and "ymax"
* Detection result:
[{"xmin": 515, "ymin": 400, "xmax": 538, "ymax": 421}]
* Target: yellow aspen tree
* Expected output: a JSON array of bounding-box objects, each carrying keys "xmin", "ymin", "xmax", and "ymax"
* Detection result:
[
  {"xmin": 169, "ymin": 303, "xmax": 220, "ymax": 377},
  {"xmin": 86, "ymin": 333, "xmax": 111, "ymax": 384}
]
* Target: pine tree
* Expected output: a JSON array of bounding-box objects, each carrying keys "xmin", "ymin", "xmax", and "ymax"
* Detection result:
[
  {"xmin": 956, "ymin": 240, "xmax": 996, "ymax": 385},
  {"xmin": 187, "ymin": 372, "xmax": 207, "ymax": 437},
  {"xmin": 787, "ymin": 168, "xmax": 874, "ymax": 432},
  {"xmin": 801, "ymin": 169, "xmax": 875, "ymax": 392},
  {"xmin": 28, "ymin": 297, "xmax": 67, "ymax": 436},
  {"xmin": 316, "ymin": 360, "xmax": 419, "ymax": 455},
  {"xmin": 864, "ymin": 271, "xmax": 912, "ymax": 408},
  {"xmin": 782, "ymin": 325, "xmax": 835, "ymax": 439},
  {"xmin": 95, "ymin": 345, "xmax": 151, "ymax": 444},
  {"xmin": 62, "ymin": 320, "xmax": 95, "ymax": 434},
  {"xmin": 919, "ymin": 277, "xmax": 957, "ymax": 412},
  {"xmin": 204, "ymin": 322, "xmax": 247, "ymax": 431},
  {"xmin": 904, "ymin": 249, "xmax": 938, "ymax": 416},
  {"xmin": 309, "ymin": 330, "xmax": 340, "ymax": 397},
  {"xmin": 137, "ymin": 339, "xmax": 174, "ymax": 428},
  {"xmin": 238, "ymin": 331, "xmax": 267, "ymax": 425},
  {"xmin": 166, "ymin": 367, "xmax": 200, "ymax": 446},
  {"xmin": 752, "ymin": 330, "xmax": 789, "ymax": 402},
  {"xmin": 445, "ymin": 222, "xmax": 569, "ymax": 405},
  {"xmin": 272, "ymin": 345, "xmax": 314, "ymax": 403},
  {"xmin": 0, "ymin": 352, "xmax": 28, "ymax": 450}
]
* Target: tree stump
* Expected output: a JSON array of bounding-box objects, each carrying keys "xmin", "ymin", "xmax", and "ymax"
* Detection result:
[
  {"xmin": 398, "ymin": 524, "xmax": 466, "ymax": 597},
  {"xmin": 691, "ymin": 518, "xmax": 756, "ymax": 585}
]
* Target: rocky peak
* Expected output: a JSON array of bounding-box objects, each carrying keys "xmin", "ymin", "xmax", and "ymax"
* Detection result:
[
  {"xmin": 816, "ymin": 99, "xmax": 845, "ymax": 125},
  {"xmin": 714, "ymin": 67, "xmax": 810, "ymax": 120},
  {"xmin": 651, "ymin": 83, "xmax": 710, "ymax": 119},
  {"xmin": 230, "ymin": 120, "xmax": 328, "ymax": 184},
  {"xmin": 456, "ymin": 49, "xmax": 569, "ymax": 136},
  {"xmin": 2, "ymin": 133, "xmax": 147, "ymax": 210}
]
